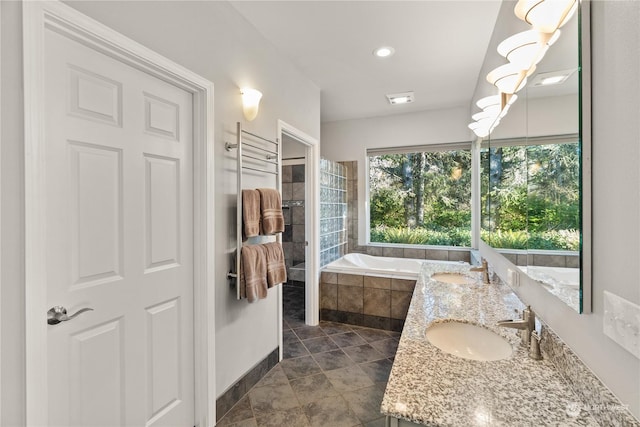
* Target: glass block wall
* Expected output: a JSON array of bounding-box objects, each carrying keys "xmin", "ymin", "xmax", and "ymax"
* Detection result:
[{"xmin": 320, "ymin": 159, "xmax": 347, "ymax": 267}]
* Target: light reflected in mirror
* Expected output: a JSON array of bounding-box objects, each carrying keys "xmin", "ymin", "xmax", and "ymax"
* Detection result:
[{"xmin": 479, "ymin": 1, "xmax": 585, "ymax": 312}]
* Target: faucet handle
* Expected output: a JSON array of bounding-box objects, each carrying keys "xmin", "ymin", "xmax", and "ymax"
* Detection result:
[{"xmin": 529, "ymin": 330, "xmax": 543, "ymax": 360}]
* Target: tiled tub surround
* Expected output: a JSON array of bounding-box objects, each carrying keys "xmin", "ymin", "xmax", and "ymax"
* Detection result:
[
  {"xmin": 381, "ymin": 262, "xmax": 600, "ymax": 426},
  {"xmin": 320, "ymin": 271, "xmax": 417, "ymax": 332}
]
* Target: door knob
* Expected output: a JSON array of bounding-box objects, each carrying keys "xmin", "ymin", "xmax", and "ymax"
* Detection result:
[{"xmin": 47, "ymin": 306, "xmax": 94, "ymax": 325}]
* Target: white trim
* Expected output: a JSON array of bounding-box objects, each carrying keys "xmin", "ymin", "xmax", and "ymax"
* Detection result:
[
  {"xmin": 277, "ymin": 120, "xmax": 320, "ymax": 361},
  {"xmin": 471, "ymin": 138, "xmax": 482, "ymax": 249},
  {"xmin": 0, "ymin": 2, "xmax": 3, "ymax": 422},
  {"xmin": 23, "ymin": 2, "xmax": 215, "ymax": 425}
]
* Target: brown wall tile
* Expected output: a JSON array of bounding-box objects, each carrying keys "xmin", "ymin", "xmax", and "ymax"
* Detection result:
[
  {"xmin": 363, "ymin": 276, "xmax": 391, "ymax": 289},
  {"xmin": 321, "ymin": 283, "xmax": 338, "ymax": 310},
  {"xmin": 532, "ymin": 254, "xmax": 566, "ymax": 267},
  {"xmin": 448, "ymin": 250, "xmax": 470, "ymax": 263},
  {"xmin": 566, "ymin": 255, "xmax": 580, "ymax": 268},
  {"xmin": 321, "ymin": 271, "xmax": 338, "ymax": 284},
  {"xmin": 338, "ymin": 285, "xmax": 363, "ymax": 313},
  {"xmin": 338, "ymin": 273, "xmax": 363, "ymax": 286},
  {"xmin": 425, "ymin": 249, "xmax": 449, "ymax": 261},
  {"xmin": 403, "ymin": 248, "xmax": 426, "ymax": 259},
  {"xmin": 366, "ymin": 246, "xmax": 383, "ymax": 256},
  {"xmin": 391, "ymin": 278, "xmax": 416, "ymax": 292},
  {"xmin": 363, "ymin": 288, "xmax": 391, "ymax": 317},
  {"xmin": 391, "ymin": 291, "xmax": 413, "ymax": 319},
  {"xmin": 382, "ymin": 247, "xmax": 404, "ymax": 258}
]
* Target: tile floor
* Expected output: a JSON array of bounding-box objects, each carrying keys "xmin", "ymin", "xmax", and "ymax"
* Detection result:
[{"xmin": 217, "ymin": 285, "xmax": 399, "ymax": 427}]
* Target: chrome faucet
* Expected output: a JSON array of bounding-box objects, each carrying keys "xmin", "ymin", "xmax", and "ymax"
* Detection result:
[
  {"xmin": 497, "ymin": 305, "xmax": 536, "ymax": 348},
  {"xmin": 470, "ymin": 258, "xmax": 490, "ymax": 284}
]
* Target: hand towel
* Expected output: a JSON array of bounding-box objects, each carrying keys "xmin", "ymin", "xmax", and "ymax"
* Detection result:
[
  {"xmin": 263, "ymin": 242, "xmax": 287, "ymax": 287},
  {"xmin": 242, "ymin": 189, "xmax": 261, "ymax": 240},
  {"xmin": 240, "ymin": 245, "xmax": 268, "ymax": 303},
  {"xmin": 257, "ymin": 188, "xmax": 285, "ymax": 235}
]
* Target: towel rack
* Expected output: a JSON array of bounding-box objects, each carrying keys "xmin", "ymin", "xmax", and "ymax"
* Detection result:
[{"xmin": 226, "ymin": 122, "xmax": 282, "ymax": 299}]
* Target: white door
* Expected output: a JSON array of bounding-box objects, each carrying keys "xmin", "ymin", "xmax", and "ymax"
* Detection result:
[{"xmin": 43, "ymin": 25, "xmax": 194, "ymax": 427}]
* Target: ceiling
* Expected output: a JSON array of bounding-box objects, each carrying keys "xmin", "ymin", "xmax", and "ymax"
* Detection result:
[{"xmin": 230, "ymin": 1, "xmax": 503, "ymax": 123}]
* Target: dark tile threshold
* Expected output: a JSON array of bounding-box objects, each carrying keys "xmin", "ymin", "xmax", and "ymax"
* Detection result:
[{"xmin": 320, "ymin": 309, "xmax": 404, "ymax": 332}]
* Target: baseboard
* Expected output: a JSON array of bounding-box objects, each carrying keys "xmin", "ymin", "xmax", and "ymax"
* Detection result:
[{"xmin": 215, "ymin": 347, "xmax": 279, "ymax": 422}]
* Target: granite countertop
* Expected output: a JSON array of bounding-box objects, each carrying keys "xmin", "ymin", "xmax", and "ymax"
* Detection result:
[{"xmin": 381, "ymin": 262, "xmax": 598, "ymax": 426}]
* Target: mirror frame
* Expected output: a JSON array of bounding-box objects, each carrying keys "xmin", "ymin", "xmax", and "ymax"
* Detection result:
[{"xmin": 580, "ymin": 0, "xmax": 592, "ymax": 313}]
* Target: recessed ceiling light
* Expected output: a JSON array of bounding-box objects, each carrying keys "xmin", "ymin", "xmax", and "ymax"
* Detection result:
[
  {"xmin": 386, "ymin": 91, "xmax": 414, "ymax": 105},
  {"xmin": 530, "ymin": 68, "xmax": 576, "ymax": 86},
  {"xmin": 374, "ymin": 46, "xmax": 395, "ymax": 58}
]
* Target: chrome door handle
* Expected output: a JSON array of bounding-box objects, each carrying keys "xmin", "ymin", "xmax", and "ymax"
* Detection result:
[{"xmin": 47, "ymin": 306, "xmax": 94, "ymax": 325}]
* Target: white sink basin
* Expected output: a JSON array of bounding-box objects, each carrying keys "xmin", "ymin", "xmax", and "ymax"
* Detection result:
[
  {"xmin": 425, "ymin": 321, "xmax": 512, "ymax": 361},
  {"xmin": 431, "ymin": 272, "xmax": 476, "ymax": 285}
]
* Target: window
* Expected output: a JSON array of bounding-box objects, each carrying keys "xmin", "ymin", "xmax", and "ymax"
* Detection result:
[{"xmin": 367, "ymin": 144, "xmax": 472, "ymax": 247}]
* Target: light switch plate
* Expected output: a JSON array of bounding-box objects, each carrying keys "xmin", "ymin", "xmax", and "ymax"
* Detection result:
[{"xmin": 603, "ymin": 291, "xmax": 640, "ymax": 359}]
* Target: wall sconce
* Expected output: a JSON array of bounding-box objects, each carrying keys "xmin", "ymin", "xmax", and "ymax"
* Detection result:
[
  {"xmin": 486, "ymin": 63, "xmax": 532, "ymax": 94},
  {"xmin": 515, "ymin": 0, "xmax": 578, "ymax": 34},
  {"xmin": 241, "ymin": 87, "xmax": 262, "ymax": 121},
  {"xmin": 497, "ymin": 29, "xmax": 560, "ymax": 70}
]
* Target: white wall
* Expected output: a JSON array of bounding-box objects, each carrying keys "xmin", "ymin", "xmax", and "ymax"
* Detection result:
[
  {"xmin": 321, "ymin": 106, "xmax": 471, "ymax": 161},
  {"xmin": 1, "ymin": 1, "xmax": 320, "ymax": 424}
]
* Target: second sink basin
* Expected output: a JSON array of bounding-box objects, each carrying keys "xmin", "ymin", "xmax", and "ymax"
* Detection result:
[
  {"xmin": 431, "ymin": 272, "xmax": 476, "ymax": 285},
  {"xmin": 425, "ymin": 321, "xmax": 512, "ymax": 361}
]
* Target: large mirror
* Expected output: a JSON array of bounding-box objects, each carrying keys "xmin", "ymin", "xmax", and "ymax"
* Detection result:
[{"xmin": 480, "ymin": 0, "xmax": 590, "ymax": 313}]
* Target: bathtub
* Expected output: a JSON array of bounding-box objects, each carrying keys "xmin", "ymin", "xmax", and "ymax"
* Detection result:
[{"xmin": 322, "ymin": 253, "xmax": 465, "ymax": 280}]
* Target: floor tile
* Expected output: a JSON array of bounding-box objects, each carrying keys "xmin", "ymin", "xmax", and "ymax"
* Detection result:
[
  {"xmin": 284, "ymin": 340, "xmax": 311, "ymax": 359},
  {"xmin": 312, "ymin": 349, "xmax": 355, "ymax": 372},
  {"xmin": 280, "ymin": 355, "xmax": 322, "ymax": 380},
  {"xmin": 286, "ymin": 316, "xmax": 307, "ymax": 329},
  {"xmin": 290, "ymin": 372, "xmax": 340, "ymax": 405},
  {"xmin": 364, "ymin": 417, "xmax": 387, "ymax": 427},
  {"xmin": 302, "ymin": 395, "xmax": 361, "ymax": 427},
  {"xmin": 230, "ymin": 418, "xmax": 258, "ymax": 427},
  {"xmin": 355, "ymin": 328, "xmax": 393, "ymax": 343},
  {"xmin": 369, "ymin": 338, "xmax": 399, "ymax": 358},
  {"xmin": 255, "ymin": 365, "xmax": 290, "ymax": 388},
  {"xmin": 217, "ymin": 396, "xmax": 254, "ymax": 427},
  {"xmin": 325, "ymin": 365, "xmax": 375, "ymax": 392},
  {"xmin": 358, "ymin": 359, "xmax": 393, "ymax": 387},
  {"xmin": 302, "ymin": 336, "xmax": 340, "ymax": 354},
  {"xmin": 255, "ymin": 407, "xmax": 310, "ymax": 427},
  {"xmin": 249, "ymin": 382, "xmax": 298, "ymax": 416},
  {"xmin": 342, "ymin": 385, "xmax": 385, "ymax": 423},
  {"xmin": 283, "ymin": 329, "xmax": 300, "ymax": 343},
  {"xmin": 330, "ymin": 331, "xmax": 367, "ymax": 348},
  {"xmin": 319, "ymin": 321, "xmax": 354, "ymax": 335},
  {"xmin": 342, "ymin": 344, "xmax": 386, "ymax": 364},
  {"xmin": 293, "ymin": 326, "xmax": 327, "ymax": 340}
]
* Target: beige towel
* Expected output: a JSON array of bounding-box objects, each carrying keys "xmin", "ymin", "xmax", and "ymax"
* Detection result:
[
  {"xmin": 242, "ymin": 189, "xmax": 261, "ymax": 240},
  {"xmin": 240, "ymin": 245, "xmax": 267, "ymax": 303},
  {"xmin": 263, "ymin": 242, "xmax": 287, "ymax": 287},
  {"xmin": 257, "ymin": 188, "xmax": 285, "ymax": 235}
]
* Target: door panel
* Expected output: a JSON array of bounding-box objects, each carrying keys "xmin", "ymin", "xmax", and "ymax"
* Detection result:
[{"xmin": 69, "ymin": 319, "xmax": 125, "ymax": 427}]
